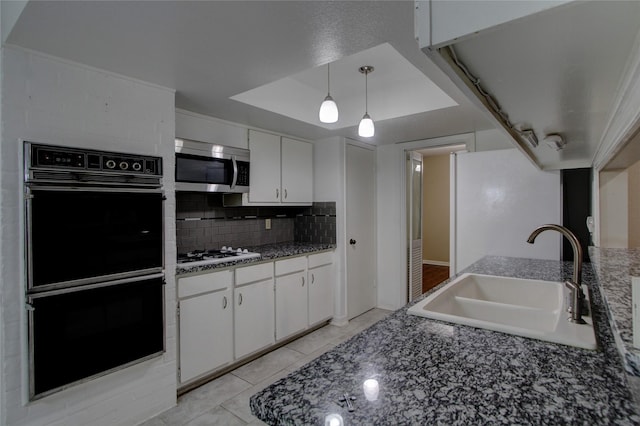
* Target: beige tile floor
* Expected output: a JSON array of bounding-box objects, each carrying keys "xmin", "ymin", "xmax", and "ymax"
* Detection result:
[{"xmin": 142, "ymin": 308, "xmax": 392, "ymax": 426}]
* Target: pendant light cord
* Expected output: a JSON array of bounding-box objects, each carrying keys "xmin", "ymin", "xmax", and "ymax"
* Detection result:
[{"xmin": 364, "ymin": 70, "xmax": 368, "ymax": 114}]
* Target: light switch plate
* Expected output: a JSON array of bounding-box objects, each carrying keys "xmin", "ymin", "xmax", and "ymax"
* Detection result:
[
  {"xmin": 633, "ymin": 277, "xmax": 640, "ymax": 348},
  {"xmin": 265, "ymin": 218, "xmax": 271, "ymax": 230}
]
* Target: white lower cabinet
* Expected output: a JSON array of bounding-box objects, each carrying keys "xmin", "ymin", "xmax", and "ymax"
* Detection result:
[
  {"xmin": 234, "ymin": 263, "xmax": 275, "ymax": 358},
  {"xmin": 177, "ymin": 251, "xmax": 333, "ymax": 386},
  {"xmin": 178, "ymin": 270, "xmax": 233, "ymax": 384},
  {"xmin": 275, "ymin": 257, "xmax": 309, "ymax": 341},
  {"xmin": 308, "ymin": 252, "xmax": 334, "ymax": 325}
]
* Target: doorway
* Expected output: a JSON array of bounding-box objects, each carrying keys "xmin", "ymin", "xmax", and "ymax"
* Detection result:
[{"xmin": 407, "ymin": 144, "xmax": 466, "ymax": 299}]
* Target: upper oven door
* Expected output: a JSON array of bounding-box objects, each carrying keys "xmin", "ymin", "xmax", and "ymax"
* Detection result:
[{"xmin": 26, "ymin": 187, "xmax": 164, "ymax": 293}]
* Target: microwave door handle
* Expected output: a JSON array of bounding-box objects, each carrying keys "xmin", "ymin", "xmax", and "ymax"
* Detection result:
[{"xmin": 230, "ymin": 156, "xmax": 238, "ymax": 189}]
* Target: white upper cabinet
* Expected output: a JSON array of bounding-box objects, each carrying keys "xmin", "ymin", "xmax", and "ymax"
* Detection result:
[
  {"xmin": 245, "ymin": 130, "xmax": 313, "ymax": 205},
  {"xmin": 281, "ymin": 137, "xmax": 313, "ymax": 204},
  {"xmin": 248, "ymin": 130, "xmax": 281, "ymax": 203},
  {"xmin": 415, "ymin": 0, "xmax": 572, "ymax": 48}
]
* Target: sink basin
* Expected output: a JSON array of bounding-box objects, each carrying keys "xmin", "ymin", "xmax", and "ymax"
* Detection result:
[{"xmin": 407, "ymin": 273, "xmax": 597, "ymax": 350}]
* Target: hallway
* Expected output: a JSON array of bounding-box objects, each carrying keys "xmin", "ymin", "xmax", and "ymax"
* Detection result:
[{"xmin": 422, "ymin": 264, "xmax": 449, "ymax": 293}]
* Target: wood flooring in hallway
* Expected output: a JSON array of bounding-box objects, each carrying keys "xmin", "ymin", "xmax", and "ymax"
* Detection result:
[{"xmin": 422, "ymin": 264, "xmax": 449, "ymax": 294}]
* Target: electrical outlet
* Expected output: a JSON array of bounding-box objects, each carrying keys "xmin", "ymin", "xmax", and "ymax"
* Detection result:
[
  {"xmin": 634, "ymin": 277, "xmax": 640, "ymax": 348},
  {"xmin": 265, "ymin": 218, "xmax": 271, "ymax": 230}
]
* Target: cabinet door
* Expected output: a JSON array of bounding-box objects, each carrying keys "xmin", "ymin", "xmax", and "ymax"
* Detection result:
[
  {"xmin": 309, "ymin": 264, "xmax": 334, "ymax": 325},
  {"xmin": 248, "ymin": 130, "xmax": 281, "ymax": 203},
  {"xmin": 234, "ymin": 279, "xmax": 275, "ymax": 358},
  {"xmin": 281, "ymin": 137, "xmax": 313, "ymax": 203},
  {"xmin": 275, "ymin": 271, "xmax": 308, "ymax": 340},
  {"xmin": 179, "ymin": 289, "xmax": 233, "ymax": 383}
]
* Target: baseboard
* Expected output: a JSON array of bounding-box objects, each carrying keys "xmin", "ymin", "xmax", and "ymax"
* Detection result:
[
  {"xmin": 331, "ymin": 316, "xmax": 349, "ymax": 327},
  {"xmin": 423, "ymin": 260, "xmax": 450, "ymax": 267}
]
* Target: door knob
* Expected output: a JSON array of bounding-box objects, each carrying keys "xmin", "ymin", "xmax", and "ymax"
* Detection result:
[{"xmin": 350, "ymin": 239, "xmax": 356, "ymax": 245}]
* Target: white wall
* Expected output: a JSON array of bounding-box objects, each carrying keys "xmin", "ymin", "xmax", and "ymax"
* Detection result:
[
  {"xmin": 175, "ymin": 109, "xmax": 248, "ymax": 149},
  {"xmin": 599, "ymin": 169, "xmax": 629, "ymax": 248},
  {"xmin": 375, "ymin": 132, "xmax": 561, "ymax": 311},
  {"xmin": 455, "ymin": 149, "xmax": 561, "ymax": 271},
  {"xmin": 313, "ymin": 137, "xmax": 347, "ymax": 324},
  {"xmin": 1, "ymin": 46, "xmax": 176, "ymax": 426}
]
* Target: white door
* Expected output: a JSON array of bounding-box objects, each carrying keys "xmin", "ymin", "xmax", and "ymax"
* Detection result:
[
  {"xmin": 346, "ymin": 144, "xmax": 376, "ymax": 319},
  {"xmin": 275, "ymin": 271, "xmax": 308, "ymax": 340},
  {"xmin": 178, "ymin": 289, "xmax": 233, "ymax": 383},
  {"xmin": 407, "ymin": 152, "xmax": 423, "ymax": 302},
  {"xmin": 248, "ymin": 130, "xmax": 281, "ymax": 203},
  {"xmin": 281, "ymin": 137, "xmax": 313, "ymax": 203},
  {"xmin": 308, "ymin": 263, "xmax": 334, "ymax": 325},
  {"xmin": 234, "ymin": 279, "xmax": 275, "ymax": 358}
]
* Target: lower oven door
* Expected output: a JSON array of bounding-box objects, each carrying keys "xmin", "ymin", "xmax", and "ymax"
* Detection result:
[
  {"xmin": 26, "ymin": 187, "xmax": 164, "ymax": 292},
  {"xmin": 28, "ymin": 275, "xmax": 165, "ymax": 399}
]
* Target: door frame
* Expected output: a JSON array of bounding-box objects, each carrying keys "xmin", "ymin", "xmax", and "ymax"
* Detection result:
[{"xmin": 400, "ymin": 133, "xmax": 475, "ymax": 302}]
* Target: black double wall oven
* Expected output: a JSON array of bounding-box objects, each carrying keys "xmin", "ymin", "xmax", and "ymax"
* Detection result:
[{"xmin": 24, "ymin": 142, "xmax": 165, "ymax": 400}]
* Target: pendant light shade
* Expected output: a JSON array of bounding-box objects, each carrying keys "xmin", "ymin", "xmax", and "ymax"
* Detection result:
[
  {"xmin": 319, "ymin": 95, "xmax": 338, "ymax": 123},
  {"xmin": 358, "ymin": 113, "xmax": 375, "ymax": 137},
  {"xmin": 358, "ymin": 65, "xmax": 375, "ymax": 138},
  {"xmin": 319, "ymin": 63, "xmax": 338, "ymax": 123}
]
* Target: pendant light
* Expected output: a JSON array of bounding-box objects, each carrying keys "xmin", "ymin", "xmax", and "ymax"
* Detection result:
[
  {"xmin": 358, "ymin": 65, "xmax": 375, "ymax": 137},
  {"xmin": 319, "ymin": 63, "xmax": 339, "ymax": 123}
]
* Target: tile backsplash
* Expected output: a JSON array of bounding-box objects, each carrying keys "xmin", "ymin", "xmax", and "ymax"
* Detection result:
[{"xmin": 176, "ymin": 193, "xmax": 336, "ymax": 253}]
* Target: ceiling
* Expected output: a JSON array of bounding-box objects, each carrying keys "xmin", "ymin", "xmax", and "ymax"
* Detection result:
[
  {"xmin": 231, "ymin": 43, "xmax": 458, "ymax": 130},
  {"xmin": 447, "ymin": 0, "xmax": 640, "ymax": 170},
  {"xmin": 5, "ymin": 1, "xmax": 494, "ymax": 146}
]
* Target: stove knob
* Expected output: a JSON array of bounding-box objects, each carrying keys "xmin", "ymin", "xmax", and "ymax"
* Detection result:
[
  {"xmin": 105, "ymin": 159, "xmax": 116, "ymax": 169},
  {"xmin": 237, "ymin": 248, "xmax": 242, "ymax": 253},
  {"xmin": 119, "ymin": 161, "xmax": 129, "ymax": 170},
  {"xmin": 221, "ymin": 246, "xmax": 228, "ymax": 251},
  {"xmin": 227, "ymin": 247, "xmax": 233, "ymax": 252},
  {"xmin": 243, "ymin": 249, "xmax": 249, "ymax": 253}
]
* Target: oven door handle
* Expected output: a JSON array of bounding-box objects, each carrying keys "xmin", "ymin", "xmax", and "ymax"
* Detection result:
[
  {"xmin": 230, "ymin": 155, "xmax": 238, "ymax": 190},
  {"xmin": 27, "ymin": 272, "xmax": 166, "ymax": 299}
]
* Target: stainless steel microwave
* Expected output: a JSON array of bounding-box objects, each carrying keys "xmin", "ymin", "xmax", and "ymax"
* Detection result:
[{"xmin": 175, "ymin": 138, "xmax": 250, "ymax": 193}]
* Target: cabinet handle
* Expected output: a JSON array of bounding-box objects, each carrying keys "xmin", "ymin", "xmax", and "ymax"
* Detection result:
[
  {"xmin": 284, "ymin": 189, "xmax": 288, "ymax": 199},
  {"xmin": 222, "ymin": 296, "xmax": 228, "ymax": 309},
  {"xmin": 311, "ymin": 273, "xmax": 315, "ymax": 284},
  {"xmin": 302, "ymin": 276, "xmax": 305, "ymax": 287},
  {"xmin": 276, "ymin": 188, "xmax": 279, "ymax": 199},
  {"xmin": 238, "ymin": 293, "xmax": 243, "ymax": 306}
]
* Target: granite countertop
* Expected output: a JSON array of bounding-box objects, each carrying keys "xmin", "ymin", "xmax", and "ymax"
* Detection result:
[
  {"xmin": 589, "ymin": 247, "xmax": 640, "ymax": 376},
  {"xmin": 250, "ymin": 256, "xmax": 640, "ymax": 425},
  {"xmin": 175, "ymin": 242, "xmax": 335, "ymax": 276}
]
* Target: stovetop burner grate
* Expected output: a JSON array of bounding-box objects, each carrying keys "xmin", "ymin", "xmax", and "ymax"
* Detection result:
[{"xmin": 177, "ymin": 246, "xmax": 260, "ymax": 267}]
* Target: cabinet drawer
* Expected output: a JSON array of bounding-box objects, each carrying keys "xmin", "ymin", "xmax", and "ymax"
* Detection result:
[
  {"xmin": 236, "ymin": 262, "xmax": 273, "ymax": 285},
  {"xmin": 178, "ymin": 270, "xmax": 232, "ymax": 299},
  {"xmin": 275, "ymin": 256, "xmax": 307, "ymax": 276},
  {"xmin": 308, "ymin": 251, "xmax": 333, "ymax": 269}
]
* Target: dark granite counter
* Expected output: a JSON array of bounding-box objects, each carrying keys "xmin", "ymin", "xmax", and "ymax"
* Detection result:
[
  {"xmin": 589, "ymin": 247, "xmax": 640, "ymax": 376},
  {"xmin": 175, "ymin": 242, "xmax": 335, "ymax": 276},
  {"xmin": 250, "ymin": 256, "xmax": 640, "ymax": 425}
]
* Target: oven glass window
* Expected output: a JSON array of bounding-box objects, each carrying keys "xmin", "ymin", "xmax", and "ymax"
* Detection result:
[
  {"xmin": 30, "ymin": 277, "xmax": 164, "ymax": 398},
  {"xmin": 175, "ymin": 154, "xmax": 232, "ymax": 184},
  {"xmin": 29, "ymin": 190, "xmax": 163, "ymax": 288}
]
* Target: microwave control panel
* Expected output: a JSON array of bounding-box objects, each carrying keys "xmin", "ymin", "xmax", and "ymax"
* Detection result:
[
  {"xmin": 27, "ymin": 142, "xmax": 162, "ymax": 176},
  {"xmin": 236, "ymin": 161, "xmax": 250, "ymax": 186}
]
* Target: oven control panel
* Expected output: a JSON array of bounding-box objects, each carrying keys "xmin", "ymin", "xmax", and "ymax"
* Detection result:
[{"xmin": 27, "ymin": 142, "xmax": 162, "ymax": 176}]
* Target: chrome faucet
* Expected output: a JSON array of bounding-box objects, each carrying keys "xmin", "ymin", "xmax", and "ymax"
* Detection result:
[{"xmin": 527, "ymin": 224, "xmax": 587, "ymax": 324}]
